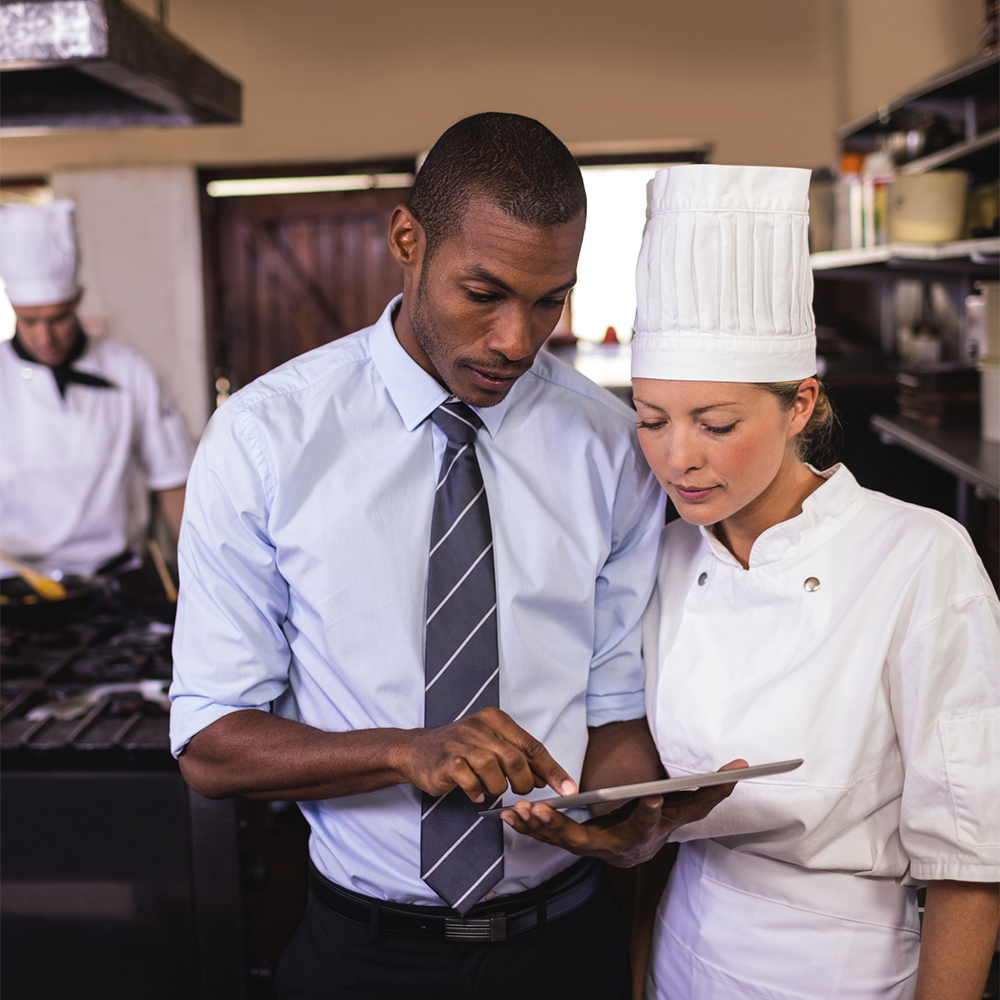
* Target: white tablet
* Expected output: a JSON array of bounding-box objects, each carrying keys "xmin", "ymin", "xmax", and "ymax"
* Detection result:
[{"xmin": 479, "ymin": 759, "xmax": 803, "ymax": 817}]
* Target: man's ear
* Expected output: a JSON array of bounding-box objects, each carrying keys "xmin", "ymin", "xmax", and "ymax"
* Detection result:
[{"xmin": 388, "ymin": 205, "xmax": 425, "ymax": 272}]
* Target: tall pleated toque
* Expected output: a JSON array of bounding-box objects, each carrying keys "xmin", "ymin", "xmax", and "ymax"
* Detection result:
[{"xmin": 632, "ymin": 164, "xmax": 817, "ymax": 383}]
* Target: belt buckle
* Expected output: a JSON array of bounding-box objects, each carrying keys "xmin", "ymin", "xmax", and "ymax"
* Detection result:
[{"xmin": 443, "ymin": 914, "xmax": 507, "ymax": 942}]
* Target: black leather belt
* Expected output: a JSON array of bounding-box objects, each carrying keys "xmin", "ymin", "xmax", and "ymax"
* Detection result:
[{"xmin": 309, "ymin": 857, "xmax": 601, "ymax": 942}]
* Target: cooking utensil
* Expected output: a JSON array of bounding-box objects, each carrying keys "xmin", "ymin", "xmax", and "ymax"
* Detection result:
[
  {"xmin": 146, "ymin": 539, "xmax": 178, "ymax": 602},
  {"xmin": 0, "ymin": 574, "xmax": 96, "ymax": 629},
  {"xmin": 26, "ymin": 680, "xmax": 170, "ymax": 723},
  {"xmin": 479, "ymin": 759, "xmax": 804, "ymax": 816},
  {"xmin": 0, "ymin": 552, "xmax": 67, "ymax": 601}
]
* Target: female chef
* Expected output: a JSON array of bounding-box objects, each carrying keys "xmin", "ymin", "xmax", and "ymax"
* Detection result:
[{"xmin": 502, "ymin": 164, "xmax": 999, "ymax": 999}]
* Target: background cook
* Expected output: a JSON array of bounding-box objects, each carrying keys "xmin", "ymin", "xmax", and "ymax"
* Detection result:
[{"xmin": 0, "ymin": 200, "xmax": 194, "ymax": 590}]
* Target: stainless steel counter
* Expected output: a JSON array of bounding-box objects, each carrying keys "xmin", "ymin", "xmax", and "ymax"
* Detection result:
[{"xmin": 870, "ymin": 415, "xmax": 999, "ymax": 499}]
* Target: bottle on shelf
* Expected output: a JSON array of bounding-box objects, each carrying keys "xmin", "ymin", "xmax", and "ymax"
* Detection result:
[
  {"xmin": 833, "ymin": 152, "xmax": 864, "ymax": 249},
  {"xmin": 862, "ymin": 150, "xmax": 895, "ymax": 247}
]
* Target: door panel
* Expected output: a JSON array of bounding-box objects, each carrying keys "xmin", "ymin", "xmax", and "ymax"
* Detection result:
[{"xmin": 204, "ymin": 184, "xmax": 409, "ymax": 397}]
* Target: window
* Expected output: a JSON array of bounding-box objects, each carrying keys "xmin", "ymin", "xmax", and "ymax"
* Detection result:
[
  {"xmin": 574, "ymin": 164, "xmax": 676, "ymax": 343},
  {"xmin": 569, "ymin": 147, "xmax": 710, "ymax": 344}
]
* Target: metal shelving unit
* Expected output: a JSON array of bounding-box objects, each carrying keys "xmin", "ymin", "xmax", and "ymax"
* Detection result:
[
  {"xmin": 815, "ymin": 57, "xmax": 1000, "ymax": 587},
  {"xmin": 811, "ymin": 239, "xmax": 998, "ymax": 354},
  {"xmin": 838, "ymin": 52, "xmax": 999, "ymax": 173},
  {"xmin": 815, "ymin": 53, "xmax": 998, "ymax": 352},
  {"xmin": 812, "ymin": 237, "xmax": 1000, "ymax": 272},
  {"xmin": 897, "ymin": 126, "xmax": 1000, "ymax": 176},
  {"xmin": 871, "ymin": 415, "xmax": 999, "ymax": 499}
]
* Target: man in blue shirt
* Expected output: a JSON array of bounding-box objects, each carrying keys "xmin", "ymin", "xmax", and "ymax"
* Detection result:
[{"xmin": 170, "ymin": 113, "xmax": 732, "ymax": 999}]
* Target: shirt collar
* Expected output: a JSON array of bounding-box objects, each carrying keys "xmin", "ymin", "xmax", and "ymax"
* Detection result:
[
  {"xmin": 700, "ymin": 463, "xmax": 864, "ymax": 568},
  {"xmin": 368, "ymin": 295, "xmax": 512, "ymax": 438}
]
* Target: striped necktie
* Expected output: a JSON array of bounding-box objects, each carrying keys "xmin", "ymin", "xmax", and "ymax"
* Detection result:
[{"xmin": 420, "ymin": 398, "xmax": 504, "ymax": 914}]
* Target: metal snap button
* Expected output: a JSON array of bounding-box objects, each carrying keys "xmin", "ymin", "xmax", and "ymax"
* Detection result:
[
  {"xmin": 804, "ymin": 577, "xmax": 821, "ymax": 592},
  {"xmin": 698, "ymin": 572, "xmax": 708, "ymax": 586},
  {"xmin": 20, "ymin": 368, "xmax": 33, "ymax": 380}
]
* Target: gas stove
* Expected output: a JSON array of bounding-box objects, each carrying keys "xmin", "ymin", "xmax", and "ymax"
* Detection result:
[
  {"xmin": 1, "ymin": 593, "xmax": 174, "ymax": 764},
  {"xmin": 0, "ymin": 593, "xmax": 251, "ymax": 999}
]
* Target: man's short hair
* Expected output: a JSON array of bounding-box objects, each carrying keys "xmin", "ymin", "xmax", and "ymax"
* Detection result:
[{"xmin": 408, "ymin": 113, "xmax": 586, "ymax": 259}]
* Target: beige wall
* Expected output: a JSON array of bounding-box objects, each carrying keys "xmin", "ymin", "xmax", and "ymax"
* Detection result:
[
  {"xmin": 839, "ymin": 0, "xmax": 984, "ymax": 126},
  {"xmin": 4, "ymin": 0, "xmax": 847, "ymax": 176},
  {"xmin": 2, "ymin": 0, "xmax": 984, "ymax": 441},
  {"xmin": 3, "ymin": 1, "xmax": 984, "ymax": 178},
  {"xmin": 5, "ymin": 0, "xmax": 984, "ymax": 177}
]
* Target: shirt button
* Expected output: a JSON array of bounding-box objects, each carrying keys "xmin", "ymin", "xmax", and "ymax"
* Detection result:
[
  {"xmin": 698, "ymin": 572, "xmax": 708, "ymax": 586},
  {"xmin": 483, "ymin": 890, "xmax": 497, "ymax": 901},
  {"xmin": 20, "ymin": 368, "xmax": 33, "ymax": 380},
  {"xmin": 804, "ymin": 577, "xmax": 821, "ymax": 592}
]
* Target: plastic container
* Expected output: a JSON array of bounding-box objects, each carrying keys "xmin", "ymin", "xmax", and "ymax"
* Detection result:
[
  {"xmin": 833, "ymin": 152, "xmax": 865, "ymax": 250},
  {"xmin": 965, "ymin": 283, "xmax": 1000, "ymax": 363},
  {"xmin": 889, "ymin": 171, "xmax": 969, "ymax": 244},
  {"xmin": 862, "ymin": 151, "xmax": 895, "ymax": 246},
  {"xmin": 979, "ymin": 360, "xmax": 999, "ymax": 444},
  {"xmin": 966, "ymin": 294, "xmax": 987, "ymax": 361},
  {"xmin": 808, "ymin": 179, "xmax": 834, "ymax": 252},
  {"xmin": 982, "ymin": 281, "xmax": 1000, "ymax": 362}
]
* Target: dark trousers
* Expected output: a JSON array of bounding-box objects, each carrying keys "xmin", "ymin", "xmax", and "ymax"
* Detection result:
[{"xmin": 275, "ymin": 868, "xmax": 631, "ymax": 1000}]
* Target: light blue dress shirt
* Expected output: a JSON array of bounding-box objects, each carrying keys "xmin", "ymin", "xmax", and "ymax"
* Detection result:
[{"xmin": 170, "ymin": 297, "xmax": 665, "ymax": 903}]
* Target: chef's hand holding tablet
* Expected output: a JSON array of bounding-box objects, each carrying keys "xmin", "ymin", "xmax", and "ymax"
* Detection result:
[{"xmin": 500, "ymin": 758, "xmax": 748, "ymax": 867}]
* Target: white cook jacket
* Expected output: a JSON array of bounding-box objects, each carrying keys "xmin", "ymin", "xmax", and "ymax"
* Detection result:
[
  {"xmin": 644, "ymin": 464, "xmax": 1000, "ymax": 883},
  {"xmin": 0, "ymin": 336, "xmax": 194, "ymax": 577}
]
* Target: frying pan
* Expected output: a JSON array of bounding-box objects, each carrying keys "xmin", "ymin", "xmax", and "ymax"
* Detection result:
[{"xmin": 0, "ymin": 574, "xmax": 98, "ymax": 629}]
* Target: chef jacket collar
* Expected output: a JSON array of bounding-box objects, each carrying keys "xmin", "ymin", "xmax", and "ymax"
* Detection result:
[
  {"xmin": 10, "ymin": 327, "xmax": 116, "ymax": 399},
  {"xmin": 701, "ymin": 464, "xmax": 863, "ymax": 569},
  {"xmin": 369, "ymin": 295, "xmax": 511, "ymax": 439}
]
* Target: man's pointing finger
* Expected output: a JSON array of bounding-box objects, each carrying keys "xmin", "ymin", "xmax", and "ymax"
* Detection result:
[{"xmin": 490, "ymin": 713, "xmax": 577, "ymax": 796}]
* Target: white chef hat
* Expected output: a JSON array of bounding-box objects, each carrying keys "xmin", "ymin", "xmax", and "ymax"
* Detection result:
[
  {"xmin": 0, "ymin": 200, "xmax": 81, "ymax": 306},
  {"xmin": 631, "ymin": 164, "xmax": 816, "ymax": 382}
]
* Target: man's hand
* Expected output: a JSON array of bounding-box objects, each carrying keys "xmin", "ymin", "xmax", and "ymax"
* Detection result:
[
  {"xmin": 178, "ymin": 706, "xmax": 575, "ymax": 803},
  {"xmin": 393, "ymin": 706, "xmax": 577, "ymax": 802},
  {"xmin": 500, "ymin": 759, "xmax": 747, "ymax": 867}
]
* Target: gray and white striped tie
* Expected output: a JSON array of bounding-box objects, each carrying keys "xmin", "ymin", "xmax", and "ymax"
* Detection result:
[{"xmin": 420, "ymin": 398, "xmax": 504, "ymax": 914}]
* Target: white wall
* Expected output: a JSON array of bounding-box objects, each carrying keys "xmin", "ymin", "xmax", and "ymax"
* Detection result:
[{"xmin": 50, "ymin": 168, "xmax": 209, "ymax": 439}]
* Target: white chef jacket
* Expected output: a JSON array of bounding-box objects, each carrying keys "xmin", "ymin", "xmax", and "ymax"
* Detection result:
[
  {"xmin": 170, "ymin": 297, "xmax": 666, "ymax": 904},
  {"xmin": 0, "ymin": 335, "xmax": 194, "ymax": 577},
  {"xmin": 643, "ymin": 464, "xmax": 1000, "ymax": 883}
]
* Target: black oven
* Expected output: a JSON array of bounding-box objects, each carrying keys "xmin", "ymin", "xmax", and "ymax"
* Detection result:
[{"xmin": 1, "ymin": 592, "xmax": 246, "ymax": 1000}]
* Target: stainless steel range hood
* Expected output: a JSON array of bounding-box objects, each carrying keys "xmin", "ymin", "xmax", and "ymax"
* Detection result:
[{"xmin": 0, "ymin": 0, "xmax": 242, "ymax": 132}]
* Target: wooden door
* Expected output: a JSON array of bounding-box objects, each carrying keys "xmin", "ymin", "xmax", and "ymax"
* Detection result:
[{"xmin": 202, "ymin": 183, "xmax": 409, "ymax": 398}]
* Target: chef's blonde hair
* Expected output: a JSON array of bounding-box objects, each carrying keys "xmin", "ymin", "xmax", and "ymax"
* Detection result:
[{"xmin": 757, "ymin": 379, "xmax": 836, "ymax": 461}]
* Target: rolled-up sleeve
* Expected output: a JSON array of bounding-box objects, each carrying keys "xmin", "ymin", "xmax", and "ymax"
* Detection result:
[
  {"xmin": 893, "ymin": 594, "xmax": 1000, "ymax": 882},
  {"xmin": 169, "ymin": 398, "xmax": 292, "ymax": 757},
  {"xmin": 585, "ymin": 444, "xmax": 665, "ymax": 728}
]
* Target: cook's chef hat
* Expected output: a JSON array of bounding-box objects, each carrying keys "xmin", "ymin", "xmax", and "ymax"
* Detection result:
[
  {"xmin": 631, "ymin": 164, "xmax": 816, "ymax": 382},
  {"xmin": 0, "ymin": 200, "xmax": 81, "ymax": 306}
]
